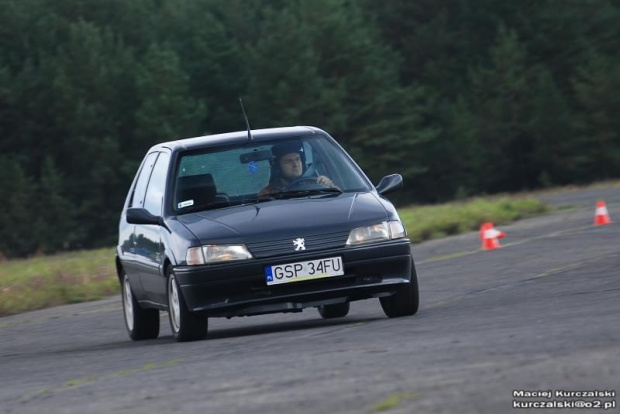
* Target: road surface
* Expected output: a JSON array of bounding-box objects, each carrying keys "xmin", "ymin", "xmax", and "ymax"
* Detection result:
[{"xmin": 1, "ymin": 184, "xmax": 619, "ymax": 413}]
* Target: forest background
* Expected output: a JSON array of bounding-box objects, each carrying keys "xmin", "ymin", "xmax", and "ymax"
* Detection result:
[{"xmin": 0, "ymin": 0, "xmax": 618, "ymax": 258}]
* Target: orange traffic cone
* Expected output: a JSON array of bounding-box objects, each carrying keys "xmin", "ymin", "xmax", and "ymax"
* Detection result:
[
  {"xmin": 594, "ymin": 200, "xmax": 612, "ymax": 225},
  {"xmin": 479, "ymin": 222, "xmax": 506, "ymax": 250}
]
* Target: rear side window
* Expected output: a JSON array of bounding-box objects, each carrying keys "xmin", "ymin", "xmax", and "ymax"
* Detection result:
[
  {"xmin": 143, "ymin": 152, "xmax": 170, "ymax": 215},
  {"xmin": 130, "ymin": 152, "xmax": 158, "ymax": 208}
]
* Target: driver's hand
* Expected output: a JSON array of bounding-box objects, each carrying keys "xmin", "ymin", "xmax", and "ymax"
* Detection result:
[{"xmin": 317, "ymin": 175, "xmax": 334, "ymax": 187}]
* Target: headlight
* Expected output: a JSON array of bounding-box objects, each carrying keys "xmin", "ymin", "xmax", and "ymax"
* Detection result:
[
  {"xmin": 346, "ymin": 221, "xmax": 406, "ymax": 246},
  {"xmin": 346, "ymin": 223, "xmax": 389, "ymax": 245},
  {"xmin": 388, "ymin": 220, "xmax": 406, "ymax": 239},
  {"xmin": 185, "ymin": 244, "xmax": 253, "ymax": 265}
]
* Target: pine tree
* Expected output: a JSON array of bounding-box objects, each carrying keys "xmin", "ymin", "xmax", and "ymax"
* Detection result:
[
  {"xmin": 0, "ymin": 158, "xmax": 37, "ymax": 257},
  {"xmin": 457, "ymin": 24, "xmax": 536, "ymax": 193},
  {"xmin": 140, "ymin": 1, "xmax": 249, "ymax": 134},
  {"xmin": 526, "ymin": 69, "xmax": 574, "ymax": 187},
  {"xmin": 34, "ymin": 157, "xmax": 76, "ymax": 253},
  {"xmin": 572, "ymin": 53, "xmax": 620, "ymax": 179},
  {"xmin": 245, "ymin": 0, "xmax": 440, "ymax": 198},
  {"xmin": 133, "ymin": 43, "xmax": 205, "ymax": 146},
  {"xmin": 245, "ymin": 4, "xmax": 326, "ymax": 129}
]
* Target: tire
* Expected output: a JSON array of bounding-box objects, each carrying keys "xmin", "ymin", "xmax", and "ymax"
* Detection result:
[
  {"xmin": 167, "ymin": 268, "xmax": 208, "ymax": 342},
  {"xmin": 121, "ymin": 272, "xmax": 160, "ymax": 340},
  {"xmin": 380, "ymin": 259, "xmax": 420, "ymax": 318},
  {"xmin": 318, "ymin": 302, "xmax": 350, "ymax": 319}
]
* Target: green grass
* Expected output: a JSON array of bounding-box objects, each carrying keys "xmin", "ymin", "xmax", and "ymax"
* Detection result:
[
  {"xmin": 399, "ymin": 196, "xmax": 550, "ymax": 243},
  {"xmin": 0, "ymin": 248, "xmax": 118, "ymax": 317},
  {"xmin": 0, "ymin": 196, "xmax": 550, "ymax": 317},
  {"xmin": 372, "ymin": 392, "xmax": 422, "ymax": 411}
]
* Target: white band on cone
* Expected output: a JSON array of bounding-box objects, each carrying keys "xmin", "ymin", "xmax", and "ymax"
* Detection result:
[
  {"xmin": 484, "ymin": 229, "xmax": 502, "ymax": 239},
  {"xmin": 596, "ymin": 207, "xmax": 609, "ymax": 215}
]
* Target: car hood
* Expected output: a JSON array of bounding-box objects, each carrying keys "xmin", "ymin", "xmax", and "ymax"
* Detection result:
[{"xmin": 177, "ymin": 192, "xmax": 388, "ymax": 244}]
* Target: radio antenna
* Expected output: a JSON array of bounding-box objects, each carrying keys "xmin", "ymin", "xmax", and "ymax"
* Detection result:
[{"xmin": 239, "ymin": 97, "xmax": 253, "ymax": 142}]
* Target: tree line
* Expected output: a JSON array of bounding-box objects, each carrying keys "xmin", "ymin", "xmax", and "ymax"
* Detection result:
[{"xmin": 1, "ymin": 0, "xmax": 618, "ymax": 257}]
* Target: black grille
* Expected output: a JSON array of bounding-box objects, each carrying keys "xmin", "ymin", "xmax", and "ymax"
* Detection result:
[{"xmin": 247, "ymin": 231, "xmax": 349, "ymax": 258}]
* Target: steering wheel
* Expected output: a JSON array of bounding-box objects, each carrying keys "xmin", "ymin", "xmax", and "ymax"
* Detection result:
[{"xmin": 285, "ymin": 176, "xmax": 327, "ymax": 190}]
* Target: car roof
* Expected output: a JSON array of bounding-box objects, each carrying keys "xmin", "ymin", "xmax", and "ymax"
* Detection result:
[{"xmin": 149, "ymin": 126, "xmax": 325, "ymax": 153}]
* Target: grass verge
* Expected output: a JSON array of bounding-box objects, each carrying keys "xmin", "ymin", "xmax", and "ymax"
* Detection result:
[
  {"xmin": 399, "ymin": 197, "xmax": 550, "ymax": 243},
  {"xmin": 0, "ymin": 248, "xmax": 118, "ymax": 317},
  {"xmin": 0, "ymin": 196, "xmax": 550, "ymax": 317}
]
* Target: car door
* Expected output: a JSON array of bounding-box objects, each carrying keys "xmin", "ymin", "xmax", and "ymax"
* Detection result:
[
  {"xmin": 135, "ymin": 151, "xmax": 171, "ymax": 305},
  {"xmin": 120, "ymin": 152, "xmax": 159, "ymax": 300}
]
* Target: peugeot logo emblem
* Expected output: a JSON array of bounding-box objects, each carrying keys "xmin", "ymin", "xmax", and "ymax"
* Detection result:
[{"xmin": 293, "ymin": 238, "xmax": 306, "ymax": 251}]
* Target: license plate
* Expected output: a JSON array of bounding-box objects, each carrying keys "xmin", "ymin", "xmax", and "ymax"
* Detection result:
[{"xmin": 265, "ymin": 256, "xmax": 344, "ymax": 286}]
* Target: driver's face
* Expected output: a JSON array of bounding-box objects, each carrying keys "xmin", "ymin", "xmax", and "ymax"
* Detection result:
[{"xmin": 279, "ymin": 152, "xmax": 303, "ymax": 180}]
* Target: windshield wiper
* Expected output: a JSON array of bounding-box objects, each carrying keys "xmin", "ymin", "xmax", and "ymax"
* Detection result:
[
  {"xmin": 178, "ymin": 189, "xmax": 341, "ymax": 213},
  {"xmin": 275, "ymin": 188, "xmax": 343, "ymax": 199},
  {"xmin": 204, "ymin": 196, "xmax": 280, "ymax": 209},
  {"xmin": 241, "ymin": 194, "xmax": 277, "ymax": 204},
  {"xmin": 202, "ymin": 200, "xmax": 236, "ymax": 210},
  {"xmin": 179, "ymin": 200, "xmax": 235, "ymax": 213},
  {"xmin": 179, "ymin": 196, "xmax": 277, "ymax": 214}
]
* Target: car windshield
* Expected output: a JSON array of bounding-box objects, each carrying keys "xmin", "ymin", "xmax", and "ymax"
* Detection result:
[{"xmin": 173, "ymin": 134, "xmax": 371, "ymax": 214}]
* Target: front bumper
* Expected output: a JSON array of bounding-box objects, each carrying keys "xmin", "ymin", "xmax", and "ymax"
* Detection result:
[{"xmin": 173, "ymin": 240, "xmax": 413, "ymax": 317}]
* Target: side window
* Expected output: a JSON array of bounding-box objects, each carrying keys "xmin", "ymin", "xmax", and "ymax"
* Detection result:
[
  {"xmin": 313, "ymin": 138, "xmax": 368, "ymax": 191},
  {"xmin": 143, "ymin": 152, "xmax": 171, "ymax": 215},
  {"xmin": 130, "ymin": 152, "xmax": 159, "ymax": 208}
]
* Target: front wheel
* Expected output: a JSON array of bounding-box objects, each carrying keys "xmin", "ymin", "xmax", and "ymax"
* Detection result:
[
  {"xmin": 121, "ymin": 272, "xmax": 159, "ymax": 340},
  {"xmin": 380, "ymin": 260, "xmax": 420, "ymax": 318},
  {"xmin": 318, "ymin": 302, "xmax": 350, "ymax": 319},
  {"xmin": 167, "ymin": 269, "xmax": 208, "ymax": 342}
]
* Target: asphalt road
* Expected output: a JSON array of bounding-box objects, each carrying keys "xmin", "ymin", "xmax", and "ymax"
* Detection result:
[{"xmin": 1, "ymin": 185, "xmax": 619, "ymax": 414}]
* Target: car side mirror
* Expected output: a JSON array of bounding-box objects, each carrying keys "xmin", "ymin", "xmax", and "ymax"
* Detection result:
[
  {"xmin": 126, "ymin": 208, "xmax": 162, "ymax": 226},
  {"xmin": 376, "ymin": 174, "xmax": 403, "ymax": 195}
]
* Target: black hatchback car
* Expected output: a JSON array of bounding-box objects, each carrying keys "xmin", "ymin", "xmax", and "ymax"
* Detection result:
[{"xmin": 117, "ymin": 126, "xmax": 419, "ymax": 341}]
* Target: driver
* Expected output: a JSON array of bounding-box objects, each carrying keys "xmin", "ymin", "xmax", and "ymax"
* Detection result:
[{"xmin": 259, "ymin": 141, "xmax": 335, "ymax": 196}]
